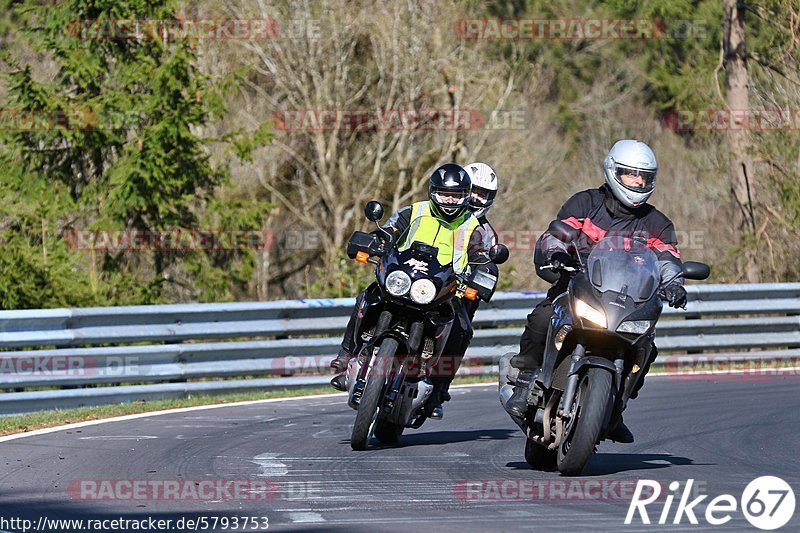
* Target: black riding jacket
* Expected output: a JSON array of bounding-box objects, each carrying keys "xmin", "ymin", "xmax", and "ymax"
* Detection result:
[{"xmin": 536, "ymin": 185, "xmax": 684, "ymax": 288}]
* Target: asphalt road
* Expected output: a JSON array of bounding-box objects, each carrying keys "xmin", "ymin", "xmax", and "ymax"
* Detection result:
[{"xmin": 0, "ymin": 373, "xmax": 798, "ymax": 532}]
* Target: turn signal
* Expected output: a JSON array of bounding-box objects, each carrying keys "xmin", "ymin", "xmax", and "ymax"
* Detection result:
[
  {"xmin": 464, "ymin": 287, "xmax": 478, "ymax": 300},
  {"xmin": 355, "ymin": 251, "xmax": 369, "ymax": 264}
]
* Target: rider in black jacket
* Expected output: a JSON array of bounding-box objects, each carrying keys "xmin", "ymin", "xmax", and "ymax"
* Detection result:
[{"xmin": 505, "ymin": 140, "xmax": 687, "ymax": 443}]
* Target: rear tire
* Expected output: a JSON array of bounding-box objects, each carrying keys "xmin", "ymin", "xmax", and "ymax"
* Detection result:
[
  {"xmin": 350, "ymin": 338, "xmax": 397, "ymax": 450},
  {"xmin": 525, "ymin": 438, "xmax": 557, "ymax": 470},
  {"xmin": 557, "ymin": 367, "xmax": 613, "ymax": 475}
]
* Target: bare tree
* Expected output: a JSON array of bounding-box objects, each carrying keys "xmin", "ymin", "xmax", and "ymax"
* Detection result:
[
  {"xmin": 226, "ymin": 0, "xmax": 518, "ymax": 277},
  {"xmin": 724, "ymin": 0, "xmax": 760, "ymax": 282}
]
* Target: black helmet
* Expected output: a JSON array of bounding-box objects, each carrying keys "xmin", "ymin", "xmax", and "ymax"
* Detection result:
[{"xmin": 428, "ymin": 163, "xmax": 472, "ymax": 221}]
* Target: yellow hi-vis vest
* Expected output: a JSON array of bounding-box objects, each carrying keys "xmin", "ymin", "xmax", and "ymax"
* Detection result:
[{"xmin": 397, "ymin": 201, "xmax": 480, "ymax": 274}]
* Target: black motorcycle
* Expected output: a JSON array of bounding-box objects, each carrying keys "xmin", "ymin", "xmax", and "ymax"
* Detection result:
[
  {"xmin": 499, "ymin": 220, "xmax": 710, "ymax": 475},
  {"xmin": 344, "ymin": 201, "xmax": 508, "ymax": 450}
]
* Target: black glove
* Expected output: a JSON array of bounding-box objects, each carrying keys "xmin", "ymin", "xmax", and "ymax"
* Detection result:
[
  {"xmin": 663, "ymin": 283, "xmax": 687, "ymax": 309},
  {"xmin": 548, "ymin": 251, "xmax": 577, "ymax": 271},
  {"xmin": 369, "ymin": 229, "xmax": 391, "ymax": 247}
]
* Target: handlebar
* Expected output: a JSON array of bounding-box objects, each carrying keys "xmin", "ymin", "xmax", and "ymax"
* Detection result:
[{"xmin": 541, "ymin": 263, "xmax": 580, "ymax": 273}]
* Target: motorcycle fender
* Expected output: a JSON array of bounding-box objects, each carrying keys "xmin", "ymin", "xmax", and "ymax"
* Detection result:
[
  {"xmin": 371, "ymin": 330, "xmax": 410, "ymax": 355},
  {"xmin": 569, "ymin": 356, "xmax": 619, "ymax": 428},
  {"xmin": 568, "ymin": 356, "xmax": 618, "ymax": 385}
]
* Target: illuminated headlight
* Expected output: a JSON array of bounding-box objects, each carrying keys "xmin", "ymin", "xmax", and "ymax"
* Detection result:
[
  {"xmin": 574, "ymin": 298, "xmax": 607, "ymax": 328},
  {"xmin": 410, "ymin": 279, "xmax": 436, "ymax": 304},
  {"xmin": 386, "ymin": 271, "xmax": 411, "ymax": 296},
  {"xmin": 617, "ymin": 320, "xmax": 652, "ymax": 335}
]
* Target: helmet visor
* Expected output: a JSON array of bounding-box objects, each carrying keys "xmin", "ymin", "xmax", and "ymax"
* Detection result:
[
  {"xmin": 431, "ymin": 187, "xmax": 470, "ymax": 207},
  {"xmin": 469, "ymin": 185, "xmax": 496, "ymax": 208},
  {"xmin": 614, "ymin": 165, "xmax": 656, "ymax": 193}
]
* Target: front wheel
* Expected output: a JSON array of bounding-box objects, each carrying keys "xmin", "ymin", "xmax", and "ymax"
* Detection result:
[
  {"xmin": 557, "ymin": 367, "xmax": 613, "ymax": 475},
  {"xmin": 350, "ymin": 338, "xmax": 397, "ymax": 450}
]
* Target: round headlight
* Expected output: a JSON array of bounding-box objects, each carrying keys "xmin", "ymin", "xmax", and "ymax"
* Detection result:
[
  {"xmin": 410, "ymin": 279, "xmax": 436, "ymax": 304},
  {"xmin": 386, "ymin": 270, "xmax": 411, "ymax": 296}
]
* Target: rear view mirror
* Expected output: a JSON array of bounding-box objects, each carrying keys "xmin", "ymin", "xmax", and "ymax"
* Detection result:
[
  {"xmin": 364, "ymin": 201, "xmax": 384, "ymax": 222},
  {"xmin": 682, "ymin": 261, "xmax": 710, "ymax": 280},
  {"xmin": 489, "ymin": 244, "xmax": 509, "ymax": 264}
]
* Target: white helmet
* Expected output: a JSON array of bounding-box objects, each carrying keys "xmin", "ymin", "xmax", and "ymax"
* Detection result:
[
  {"xmin": 464, "ymin": 162, "xmax": 498, "ymax": 218},
  {"xmin": 603, "ymin": 140, "xmax": 658, "ymax": 209}
]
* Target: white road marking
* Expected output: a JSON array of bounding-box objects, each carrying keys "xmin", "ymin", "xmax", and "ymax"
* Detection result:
[
  {"xmin": 2, "ymin": 372, "xmax": 788, "ymax": 444},
  {"xmin": 287, "ymin": 512, "xmax": 325, "ymax": 523},
  {"xmin": 78, "ymin": 435, "xmax": 158, "ymax": 440},
  {"xmin": 0, "ymin": 393, "xmax": 345, "ymax": 443},
  {"xmin": 251, "ymin": 453, "xmax": 288, "ymax": 476}
]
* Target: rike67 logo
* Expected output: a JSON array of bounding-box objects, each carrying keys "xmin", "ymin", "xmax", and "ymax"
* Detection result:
[{"xmin": 626, "ymin": 477, "xmax": 795, "ymax": 530}]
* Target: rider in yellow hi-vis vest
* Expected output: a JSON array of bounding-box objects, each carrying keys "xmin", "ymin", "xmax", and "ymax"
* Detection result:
[
  {"xmin": 330, "ymin": 163, "xmax": 489, "ymax": 418},
  {"xmin": 398, "ymin": 200, "xmax": 479, "ymax": 275}
]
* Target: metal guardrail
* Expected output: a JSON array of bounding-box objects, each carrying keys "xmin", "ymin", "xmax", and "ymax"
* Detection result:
[{"xmin": 1, "ymin": 283, "xmax": 799, "ymax": 415}]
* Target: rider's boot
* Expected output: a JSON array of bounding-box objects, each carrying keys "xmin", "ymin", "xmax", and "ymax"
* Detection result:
[
  {"xmin": 424, "ymin": 378, "xmax": 448, "ymax": 419},
  {"xmin": 607, "ymin": 415, "xmax": 634, "ymax": 443},
  {"xmin": 329, "ymin": 349, "xmax": 352, "ymax": 392},
  {"xmin": 505, "ymin": 370, "xmax": 535, "ymax": 418}
]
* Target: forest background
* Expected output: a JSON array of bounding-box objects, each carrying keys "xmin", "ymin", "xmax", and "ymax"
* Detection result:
[{"xmin": 0, "ymin": 0, "xmax": 798, "ymax": 309}]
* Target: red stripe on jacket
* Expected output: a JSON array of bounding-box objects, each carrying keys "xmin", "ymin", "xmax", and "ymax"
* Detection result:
[
  {"xmin": 646, "ymin": 237, "xmax": 681, "ymax": 259},
  {"xmin": 562, "ymin": 217, "xmax": 681, "ymax": 258}
]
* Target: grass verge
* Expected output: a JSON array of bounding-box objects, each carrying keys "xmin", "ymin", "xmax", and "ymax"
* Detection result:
[{"xmin": 0, "ymin": 374, "xmax": 497, "ymax": 437}]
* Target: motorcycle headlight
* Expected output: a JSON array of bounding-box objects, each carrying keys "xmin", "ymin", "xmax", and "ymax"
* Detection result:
[
  {"xmin": 386, "ymin": 270, "xmax": 411, "ymax": 296},
  {"xmin": 617, "ymin": 320, "xmax": 652, "ymax": 335},
  {"xmin": 574, "ymin": 298, "xmax": 607, "ymax": 328},
  {"xmin": 410, "ymin": 278, "xmax": 437, "ymax": 304}
]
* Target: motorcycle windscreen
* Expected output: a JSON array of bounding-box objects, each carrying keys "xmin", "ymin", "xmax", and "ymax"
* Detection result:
[
  {"xmin": 586, "ymin": 236, "xmax": 660, "ymax": 302},
  {"xmin": 396, "ymin": 214, "xmax": 459, "ymax": 270}
]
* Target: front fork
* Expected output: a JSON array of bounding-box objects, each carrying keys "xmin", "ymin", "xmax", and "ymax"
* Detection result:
[
  {"xmin": 557, "ymin": 343, "xmax": 623, "ymax": 424},
  {"xmin": 351, "ymin": 310, "xmax": 393, "ymax": 405},
  {"xmin": 350, "ymin": 312, "xmax": 426, "ymax": 409}
]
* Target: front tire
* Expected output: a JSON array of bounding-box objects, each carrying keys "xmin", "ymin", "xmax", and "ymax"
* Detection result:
[
  {"xmin": 350, "ymin": 338, "xmax": 397, "ymax": 450},
  {"xmin": 557, "ymin": 367, "xmax": 613, "ymax": 475}
]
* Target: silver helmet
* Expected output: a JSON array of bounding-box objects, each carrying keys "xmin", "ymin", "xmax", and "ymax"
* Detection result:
[
  {"xmin": 464, "ymin": 162, "xmax": 498, "ymax": 218},
  {"xmin": 603, "ymin": 140, "xmax": 658, "ymax": 208}
]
